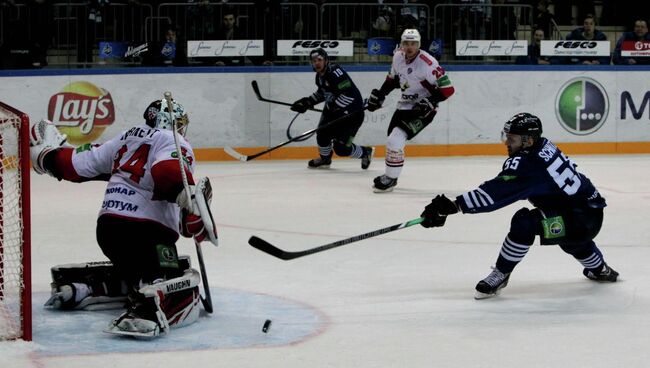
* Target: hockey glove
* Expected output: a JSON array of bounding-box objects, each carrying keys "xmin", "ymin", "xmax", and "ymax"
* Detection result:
[
  {"xmin": 291, "ymin": 97, "xmax": 313, "ymax": 113},
  {"xmin": 29, "ymin": 119, "xmax": 69, "ymax": 176},
  {"xmin": 180, "ymin": 208, "xmax": 208, "ymax": 243},
  {"xmin": 420, "ymin": 194, "xmax": 459, "ymax": 228},
  {"xmin": 367, "ymin": 89, "xmax": 385, "ymax": 112},
  {"xmin": 413, "ymin": 98, "xmax": 437, "ymax": 118}
]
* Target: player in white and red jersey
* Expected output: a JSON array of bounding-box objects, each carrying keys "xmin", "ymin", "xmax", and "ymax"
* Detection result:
[
  {"xmin": 367, "ymin": 29, "xmax": 455, "ymax": 192},
  {"xmin": 30, "ymin": 98, "xmax": 212, "ymax": 338}
]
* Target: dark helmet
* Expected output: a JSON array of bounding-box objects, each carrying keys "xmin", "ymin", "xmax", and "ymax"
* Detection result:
[
  {"xmin": 309, "ymin": 48, "xmax": 329, "ymax": 62},
  {"xmin": 503, "ymin": 113, "xmax": 543, "ymax": 140}
]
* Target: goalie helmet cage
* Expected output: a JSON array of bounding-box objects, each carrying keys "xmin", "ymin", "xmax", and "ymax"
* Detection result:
[{"xmin": 0, "ymin": 101, "xmax": 31, "ymax": 341}]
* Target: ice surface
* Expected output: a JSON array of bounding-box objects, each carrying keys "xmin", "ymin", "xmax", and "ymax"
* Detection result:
[{"xmin": 2, "ymin": 155, "xmax": 650, "ymax": 368}]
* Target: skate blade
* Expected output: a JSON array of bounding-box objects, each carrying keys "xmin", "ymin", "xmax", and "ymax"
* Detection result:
[
  {"xmin": 104, "ymin": 325, "xmax": 160, "ymax": 339},
  {"xmin": 373, "ymin": 186, "xmax": 395, "ymax": 193},
  {"xmin": 474, "ymin": 290, "xmax": 500, "ymax": 300}
]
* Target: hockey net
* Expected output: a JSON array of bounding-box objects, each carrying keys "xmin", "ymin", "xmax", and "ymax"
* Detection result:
[{"xmin": 0, "ymin": 101, "xmax": 31, "ymax": 341}]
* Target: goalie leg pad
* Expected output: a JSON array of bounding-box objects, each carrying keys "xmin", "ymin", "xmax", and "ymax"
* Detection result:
[
  {"xmin": 46, "ymin": 261, "xmax": 129, "ymax": 310},
  {"xmin": 105, "ymin": 268, "xmax": 201, "ymax": 338}
]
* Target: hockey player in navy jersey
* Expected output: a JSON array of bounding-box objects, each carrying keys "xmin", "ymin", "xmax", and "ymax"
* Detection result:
[
  {"xmin": 419, "ymin": 113, "xmax": 618, "ymax": 299},
  {"xmin": 290, "ymin": 48, "xmax": 374, "ymax": 169}
]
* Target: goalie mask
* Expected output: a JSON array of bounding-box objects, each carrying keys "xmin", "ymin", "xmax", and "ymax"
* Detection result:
[{"xmin": 143, "ymin": 99, "xmax": 190, "ymax": 136}]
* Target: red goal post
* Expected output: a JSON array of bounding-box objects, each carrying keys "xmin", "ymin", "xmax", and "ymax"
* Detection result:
[{"xmin": 0, "ymin": 101, "xmax": 31, "ymax": 341}]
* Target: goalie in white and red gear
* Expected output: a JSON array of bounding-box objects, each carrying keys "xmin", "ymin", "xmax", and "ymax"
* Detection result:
[
  {"xmin": 31, "ymin": 97, "xmax": 212, "ymax": 337},
  {"xmin": 366, "ymin": 29, "xmax": 455, "ymax": 193}
]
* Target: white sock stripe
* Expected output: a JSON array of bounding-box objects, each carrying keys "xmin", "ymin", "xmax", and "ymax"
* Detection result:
[
  {"xmin": 505, "ymin": 236, "xmax": 530, "ymax": 250},
  {"xmin": 350, "ymin": 145, "xmax": 363, "ymax": 158},
  {"xmin": 578, "ymin": 253, "xmax": 603, "ymax": 268},
  {"xmin": 499, "ymin": 249, "xmax": 525, "ymax": 262},
  {"xmin": 501, "ymin": 243, "xmax": 529, "ymax": 258},
  {"xmin": 319, "ymin": 146, "xmax": 332, "ymax": 156}
]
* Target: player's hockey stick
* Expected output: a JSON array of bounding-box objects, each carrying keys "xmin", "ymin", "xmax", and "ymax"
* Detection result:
[
  {"xmin": 224, "ymin": 105, "xmax": 368, "ymax": 162},
  {"xmin": 251, "ymin": 80, "xmax": 323, "ymax": 112},
  {"xmin": 164, "ymin": 92, "xmax": 214, "ymax": 314},
  {"xmin": 249, "ymin": 217, "xmax": 424, "ymax": 260}
]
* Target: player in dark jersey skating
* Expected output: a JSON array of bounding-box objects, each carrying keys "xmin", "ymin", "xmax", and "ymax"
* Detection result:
[
  {"xmin": 290, "ymin": 48, "xmax": 374, "ymax": 169},
  {"xmin": 418, "ymin": 113, "xmax": 618, "ymax": 299}
]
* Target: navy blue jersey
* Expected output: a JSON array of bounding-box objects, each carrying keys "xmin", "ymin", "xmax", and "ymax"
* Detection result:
[
  {"xmin": 457, "ymin": 138, "xmax": 605, "ymax": 214},
  {"xmin": 310, "ymin": 63, "xmax": 363, "ymax": 115}
]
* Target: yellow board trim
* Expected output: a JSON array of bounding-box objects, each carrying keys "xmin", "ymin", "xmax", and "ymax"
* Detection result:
[{"xmin": 195, "ymin": 142, "xmax": 650, "ymax": 161}]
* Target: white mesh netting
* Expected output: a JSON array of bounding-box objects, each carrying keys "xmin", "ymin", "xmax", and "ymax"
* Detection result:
[{"xmin": 0, "ymin": 103, "xmax": 26, "ymax": 340}]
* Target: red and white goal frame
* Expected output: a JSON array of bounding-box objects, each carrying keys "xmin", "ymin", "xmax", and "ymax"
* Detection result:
[{"xmin": 0, "ymin": 101, "xmax": 31, "ymax": 341}]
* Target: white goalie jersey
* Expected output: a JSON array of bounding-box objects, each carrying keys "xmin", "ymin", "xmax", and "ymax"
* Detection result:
[
  {"xmin": 388, "ymin": 49, "xmax": 446, "ymax": 110},
  {"xmin": 71, "ymin": 124, "xmax": 195, "ymax": 232}
]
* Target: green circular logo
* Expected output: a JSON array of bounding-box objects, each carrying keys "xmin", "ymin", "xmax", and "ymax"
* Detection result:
[
  {"xmin": 555, "ymin": 78, "xmax": 609, "ymax": 135},
  {"xmin": 549, "ymin": 221, "xmax": 563, "ymax": 235}
]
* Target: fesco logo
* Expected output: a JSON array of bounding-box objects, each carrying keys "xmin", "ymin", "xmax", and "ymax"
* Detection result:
[
  {"xmin": 554, "ymin": 41, "xmax": 598, "ymax": 49},
  {"xmin": 292, "ymin": 40, "xmax": 340, "ymax": 49},
  {"xmin": 555, "ymin": 78, "xmax": 609, "ymax": 135}
]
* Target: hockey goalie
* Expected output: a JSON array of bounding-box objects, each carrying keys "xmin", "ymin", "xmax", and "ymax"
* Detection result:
[{"xmin": 30, "ymin": 97, "xmax": 217, "ymax": 338}]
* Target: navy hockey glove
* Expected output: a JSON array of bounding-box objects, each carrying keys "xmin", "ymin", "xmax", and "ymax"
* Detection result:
[
  {"xmin": 291, "ymin": 97, "xmax": 313, "ymax": 113},
  {"xmin": 367, "ymin": 89, "xmax": 385, "ymax": 112},
  {"xmin": 413, "ymin": 98, "xmax": 436, "ymax": 117},
  {"xmin": 420, "ymin": 194, "xmax": 459, "ymax": 228}
]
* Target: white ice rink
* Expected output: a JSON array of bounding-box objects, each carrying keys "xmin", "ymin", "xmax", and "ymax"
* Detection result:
[{"xmin": 3, "ymin": 154, "xmax": 650, "ymax": 368}]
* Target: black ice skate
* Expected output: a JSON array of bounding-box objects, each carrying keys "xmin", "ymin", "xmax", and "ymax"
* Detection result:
[
  {"xmin": 361, "ymin": 146, "xmax": 375, "ymax": 170},
  {"xmin": 475, "ymin": 267, "xmax": 511, "ymax": 299},
  {"xmin": 583, "ymin": 263, "xmax": 619, "ymax": 282},
  {"xmin": 308, "ymin": 155, "xmax": 332, "ymax": 169},
  {"xmin": 373, "ymin": 174, "xmax": 398, "ymax": 192}
]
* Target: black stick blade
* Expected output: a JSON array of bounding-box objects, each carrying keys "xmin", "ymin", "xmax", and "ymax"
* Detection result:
[
  {"xmin": 251, "ymin": 80, "xmax": 262, "ymax": 100},
  {"xmin": 249, "ymin": 236, "xmax": 296, "ymax": 260}
]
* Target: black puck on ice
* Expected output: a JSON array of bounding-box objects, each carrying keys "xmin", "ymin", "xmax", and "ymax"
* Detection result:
[{"xmin": 262, "ymin": 319, "xmax": 272, "ymax": 333}]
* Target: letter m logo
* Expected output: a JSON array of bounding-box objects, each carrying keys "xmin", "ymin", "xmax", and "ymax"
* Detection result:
[{"xmin": 621, "ymin": 91, "xmax": 650, "ymax": 119}]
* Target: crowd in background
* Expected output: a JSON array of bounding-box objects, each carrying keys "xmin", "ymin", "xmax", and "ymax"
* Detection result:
[{"xmin": 0, "ymin": 0, "xmax": 648, "ymax": 68}]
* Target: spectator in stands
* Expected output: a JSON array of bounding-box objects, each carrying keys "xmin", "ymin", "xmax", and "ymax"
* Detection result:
[
  {"xmin": 562, "ymin": 14, "xmax": 610, "ymax": 65},
  {"xmin": 516, "ymin": 28, "xmax": 551, "ymax": 65},
  {"xmin": 372, "ymin": 5, "xmax": 395, "ymax": 38},
  {"xmin": 534, "ymin": 0, "xmax": 555, "ymax": 39},
  {"xmin": 487, "ymin": 0, "xmax": 517, "ymax": 40},
  {"xmin": 143, "ymin": 25, "xmax": 188, "ymax": 67},
  {"xmin": 613, "ymin": 19, "xmax": 650, "ymax": 65},
  {"xmin": 211, "ymin": 7, "xmax": 245, "ymax": 66}
]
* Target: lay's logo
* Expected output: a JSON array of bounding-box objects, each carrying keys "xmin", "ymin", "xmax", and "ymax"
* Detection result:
[{"xmin": 48, "ymin": 81, "xmax": 115, "ymax": 145}]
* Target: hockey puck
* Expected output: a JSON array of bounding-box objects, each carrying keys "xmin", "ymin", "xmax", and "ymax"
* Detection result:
[{"xmin": 262, "ymin": 319, "xmax": 272, "ymax": 333}]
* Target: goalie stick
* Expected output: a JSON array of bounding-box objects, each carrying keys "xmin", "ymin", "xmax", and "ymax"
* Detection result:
[
  {"xmin": 251, "ymin": 80, "xmax": 323, "ymax": 112},
  {"xmin": 224, "ymin": 105, "xmax": 369, "ymax": 162},
  {"xmin": 164, "ymin": 92, "xmax": 214, "ymax": 314},
  {"xmin": 249, "ymin": 217, "xmax": 424, "ymax": 260}
]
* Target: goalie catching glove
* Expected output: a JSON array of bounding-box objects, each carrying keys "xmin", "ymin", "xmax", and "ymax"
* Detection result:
[
  {"xmin": 29, "ymin": 119, "xmax": 69, "ymax": 176},
  {"xmin": 176, "ymin": 177, "xmax": 218, "ymax": 246},
  {"xmin": 420, "ymin": 194, "xmax": 459, "ymax": 228}
]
